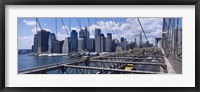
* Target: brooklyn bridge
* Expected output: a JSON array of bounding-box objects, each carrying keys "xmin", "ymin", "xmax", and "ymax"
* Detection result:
[{"xmin": 18, "ymin": 18, "xmax": 182, "ymax": 74}]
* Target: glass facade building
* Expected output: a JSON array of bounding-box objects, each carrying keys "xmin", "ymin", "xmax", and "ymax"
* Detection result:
[
  {"xmin": 95, "ymin": 28, "xmax": 101, "ymax": 52},
  {"xmin": 105, "ymin": 33, "xmax": 112, "ymax": 52},
  {"xmin": 48, "ymin": 33, "xmax": 56, "ymax": 53},
  {"xmin": 70, "ymin": 30, "xmax": 78, "ymax": 52},
  {"xmin": 62, "ymin": 37, "xmax": 71, "ymax": 54},
  {"xmin": 32, "ymin": 34, "xmax": 38, "ymax": 53},
  {"xmin": 100, "ymin": 34, "xmax": 105, "ymax": 52},
  {"xmin": 88, "ymin": 38, "xmax": 95, "ymax": 52},
  {"xmin": 78, "ymin": 38, "xmax": 84, "ymax": 51},
  {"xmin": 37, "ymin": 30, "xmax": 50, "ymax": 53}
]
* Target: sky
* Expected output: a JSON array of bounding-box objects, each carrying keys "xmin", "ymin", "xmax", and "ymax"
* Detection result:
[{"xmin": 18, "ymin": 17, "xmax": 164, "ymax": 49}]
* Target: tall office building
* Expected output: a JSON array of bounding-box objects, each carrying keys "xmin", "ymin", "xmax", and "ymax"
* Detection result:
[
  {"xmin": 120, "ymin": 37, "xmax": 126, "ymax": 46},
  {"xmin": 95, "ymin": 28, "xmax": 101, "ymax": 52},
  {"xmin": 100, "ymin": 34, "xmax": 105, "ymax": 52},
  {"xmin": 37, "ymin": 30, "xmax": 50, "ymax": 54},
  {"xmin": 32, "ymin": 34, "xmax": 38, "ymax": 53},
  {"xmin": 111, "ymin": 39, "xmax": 118, "ymax": 52},
  {"xmin": 48, "ymin": 33, "xmax": 56, "ymax": 53},
  {"xmin": 127, "ymin": 42, "xmax": 133, "ymax": 50},
  {"xmin": 52, "ymin": 40, "xmax": 63, "ymax": 53},
  {"xmin": 95, "ymin": 28, "xmax": 101, "ymax": 37},
  {"xmin": 79, "ymin": 29, "xmax": 85, "ymax": 50},
  {"xmin": 139, "ymin": 32, "xmax": 143, "ymax": 48},
  {"xmin": 121, "ymin": 37, "xmax": 128, "ymax": 50},
  {"xmin": 62, "ymin": 37, "xmax": 71, "ymax": 54},
  {"xmin": 105, "ymin": 33, "xmax": 112, "ymax": 52},
  {"xmin": 134, "ymin": 38, "xmax": 138, "ymax": 48},
  {"xmin": 88, "ymin": 38, "xmax": 95, "ymax": 52},
  {"xmin": 84, "ymin": 26, "xmax": 90, "ymax": 51},
  {"xmin": 78, "ymin": 38, "xmax": 84, "ymax": 51},
  {"xmin": 60, "ymin": 40, "xmax": 64, "ymax": 53},
  {"xmin": 70, "ymin": 30, "xmax": 78, "ymax": 52},
  {"xmin": 79, "ymin": 29, "xmax": 84, "ymax": 38},
  {"xmin": 78, "ymin": 26, "xmax": 90, "ymax": 51},
  {"xmin": 95, "ymin": 36, "xmax": 101, "ymax": 52}
]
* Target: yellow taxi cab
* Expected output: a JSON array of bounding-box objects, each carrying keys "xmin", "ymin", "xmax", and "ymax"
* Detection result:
[{"xmin": 125, "ymin": 64, "xmax": 136, "ymax": 70}]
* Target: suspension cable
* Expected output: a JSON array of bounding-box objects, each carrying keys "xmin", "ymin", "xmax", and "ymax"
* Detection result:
[
  {"xmin": 36, "ymin": 18, "xmax": 43, "ymax": 30},
  {"xmin": 76, "ymin": 18, "xmax": 82, "ymax": 29},
  {"xmin": 137, "ymin": 18, "xmax": 149, "ymax": 43},
  {"xmin": 60, "ymin": 18, "xmax": 69, "ymax": 37}
]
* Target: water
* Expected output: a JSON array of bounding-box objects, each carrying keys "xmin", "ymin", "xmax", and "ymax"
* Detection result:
[{"xmin": 18, "ymin": 55, "xmax": 75, "ymax": 71}]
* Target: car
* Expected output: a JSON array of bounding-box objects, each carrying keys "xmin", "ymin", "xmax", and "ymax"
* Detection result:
[{"xmin": 125, "ymin": 64, "xmax": 136, "ymax": 70}]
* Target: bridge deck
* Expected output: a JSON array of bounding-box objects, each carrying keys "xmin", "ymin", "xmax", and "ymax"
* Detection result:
[
  {"xmin": 90, "ymin": 60, "xmax": 164, "ymax": 66},
  {"xmin": 18, "ymin": 48, "xmax": 170, "ymax": 74}
]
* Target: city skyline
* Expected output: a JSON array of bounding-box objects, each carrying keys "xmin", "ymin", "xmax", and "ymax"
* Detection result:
[{"xmin": 18, "ymin": 17, "xmax": 165, "ymax": 49}]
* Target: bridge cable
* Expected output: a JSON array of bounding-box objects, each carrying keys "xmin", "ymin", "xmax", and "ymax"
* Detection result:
[
  {"xmin": 76, "ymin": 18, "xmax": 82, "ymax": 29},
  {"xmin": 137, "ymin": 18, "xmax": 149, "ymax": 44},
  {"xmin": 61, "ymin": 18, "xmax": 69, "ymax": 37}
]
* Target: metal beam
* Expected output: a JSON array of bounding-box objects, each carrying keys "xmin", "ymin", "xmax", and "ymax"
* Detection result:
[
  {"xmin": 90, "ymin": 60, "xmax": 164, "ymax": 66},
  {"xmin": 18, "ymin": 47, "xmax": 167, "ymax": 74},
  {"xmin": 63, "ymin": 64, "xmax": 160, "ymax": 74},
  {"xmin": 101, "ymin": 57, "xmax": 162, "ymax": 60},
  {"xmin": 115, "ymin": 55, "xmax": 163, "ymax": 58}
]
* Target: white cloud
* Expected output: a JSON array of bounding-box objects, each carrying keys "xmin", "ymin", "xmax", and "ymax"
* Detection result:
[
  {"xmin": 44, "ymin": 23, "xmax": 47, "ymax": 26},
  {"xmin": 23, "ymin": 20, "xmax": 36, "ymax": 26},
  {"xmin": 44, "ymin": 28, "xmax": 51, "ymax": 31},
  {"xmin": 86, "ymin": 18, "xmax": 163, "ymax": 45},
  {"xmin": 56, "ymin": 32, "xmax": 68, "ymax": 41},
  {"xmin": 71, "ymin": 27, "xmax": 80, "ymax": 31},
  {"xmin": 61, "ymin": 25, "xmax": 68, "ymax": 30},
  {"xmin": 31, "ymin": 27, "xmax": 51, "ymax": 34},
  {"xmin": 18, "ymin": 35, "xmax": 34, "ymax": 49}
]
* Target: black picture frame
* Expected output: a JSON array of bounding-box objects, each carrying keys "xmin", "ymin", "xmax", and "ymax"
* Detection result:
[{"xmin": 0, "ymin": 0, "xmax": 199, "ymax": 92}]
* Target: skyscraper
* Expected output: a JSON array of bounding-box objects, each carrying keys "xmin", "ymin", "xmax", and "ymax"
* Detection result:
[
  {"xmin": 134, "ymin": 38, "xmax": 138, "ymax": 48},
  {"xmin": 95, "ymin": 36, "xmax": 101, "ymax": 52},
  {"xmin": 78, "ymin": 38, "xmax": 84, "ymax": 51},
  {"xmin": 120, "ymin": 37, "xmax": 125, "ymax": 46},
  {"xmin": 105, "ymin": 33, "xmax": 112, "ymax": 52},
  {"xmin": 79, "ymin": 29, "xmax": 85, "ymax": 50},
  {"xmin": 139, "ymin": 32, "xmax": 143, "ymax": 48},
  {"xmin": 95, "ymin": 28, "xmax": 101, "ymax": 52},
  {"xmin": 79, "ymin": 29, "xmax": 84, "ymax": 38},
  {"xmin": 95, "ymin": 28, "xmax": 101, "ymax": 37},
  {"xmin": 70, "ymin": 30, "xmax": 78, "ymax": 52},
  {"xmin": 37, "ymin": 30, "xmax": 50, "ymax": 54},
  {"xmin": 88, "ymin": 38, "xmax": 95, "ymax": 52},
  {"xmin": 78, "ymin": 26, "xmax": 90, "ymax": 51},
  {"xmin": 60, "ymin": 40, "xmax": 64, "ymax": 53},
  {"xmin": 48, "ymin": 33, "xmax": 56, "ymax": 53},
  {"xmin": 33, "ymin": 34, "xmax": 38, "ymax": 53},
  {"xmin": 120, "ymin": 37, "xmax": 128, "ymax": 50},
  {"xmin": 100, "ymin": 34, "xmax": 105, "ymax": 52},
  {"xmin": 62, "ymin": 37, "xmax": 71, "ymax": 54},
  {"xmin": 111, "ymin": 39, "xmax": 119, "ymax": 52},
  {"xmin": 84, "ymin": 26, "xmax": 90, "ymax": 51},
  {"xmin": 52, "ymin": 40, "xmax": 63, "ymax": 53}
]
